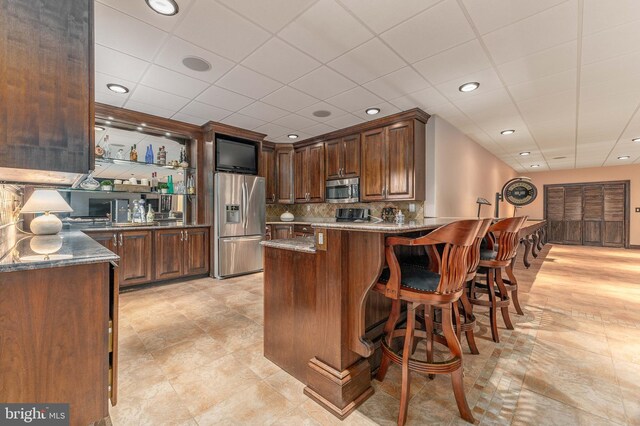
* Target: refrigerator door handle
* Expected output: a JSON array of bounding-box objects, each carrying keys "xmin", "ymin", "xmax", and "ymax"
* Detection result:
[{"xmin": 242, "ymin": 181, "xmax": 248, "ymax": 230}]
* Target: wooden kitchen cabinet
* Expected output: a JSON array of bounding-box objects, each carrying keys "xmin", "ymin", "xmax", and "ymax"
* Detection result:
[
  {"xmin": 155, "ymin": 228, "xmax": 184, "ymax": 280},
  {"xmin": 276, "ymin": 146, "xmax": 294, "ymax": 204},
  {"xmin": 260, "ymin": 143, "xmax": 277, "ymax": 204},
  {"xmin": 87, "ymin": 230, "xmax": 153, "ymax": 287},
  {"xmin": 184, "ymin": 227, "xmax": 210, "ymax": 276},
  {"xmin": 0, "ymin": 0, "xmax": 94, "ymax": 176},
  {"xmin": 325, "ymin": 134, "xmax": 360, "ymax": 180},
  {"xmin": 361, "ymin": 120, "xmax": 424, "ymax": 202},
  {"xmin": 294, "ymin": 143, "xmax": 324, "ymax": 203}
]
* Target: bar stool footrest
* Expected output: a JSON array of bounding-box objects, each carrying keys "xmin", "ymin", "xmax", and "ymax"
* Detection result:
[{"xmin": 381, "ymin": 339, "xmax": 462, "ymax": 375}]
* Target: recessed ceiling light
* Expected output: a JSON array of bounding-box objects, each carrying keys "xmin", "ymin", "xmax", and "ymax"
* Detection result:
[
  {"xmin": 182, "ymin": 56, "xmax": 212, "ymax": 72},
  {"xmin": 145, "ymin": 0, "xmax": 179, "ymax": 16},
  {"xmin": 501, "ymin": 129, "xmax": 515, "ymax": 135},
  {"xmin": 366, "ymin": 107, "xmax": 380, "ymax": 115},
  {"xmin": 165, "ymin": 132, "xmax": 171, "ymax": 137},
  {"xmin": 141, "ymin": 123, "xmax": 147, "ymax": 127},
  {"xmin": 618, "ymin": 155, "xmax": 630, "ymax": 160},
  {"xmin": 137, "ymin": 126, "xmax": 143, "ymax": 131},
  {"xmin": 94, "ymin": 126, "xmax": 105, "ymax": 132},
  {"xmin": 312, "ymin": 110, "xmax": 331, "ymax": 118},
  {"xmin": 107, "ymin": 83, "xmax": 129, "ymax": 94},
  {"xmin": 287, "ymin": 134, "xmax": 298, "ymax": 139},
  {"xmin": 530, "ymin": 164, "xmax": 540, "ymax": 168},
  {"xmin": 633, "ymin": 138, "xmax": 640, "ymax": 142},
  {"xmin": 519, "ymin": 151, "xmax": 530, "ymax": 156},
  {"xmin": 458, "ymin": 82, "xmax": 480, "ymax": 92}
]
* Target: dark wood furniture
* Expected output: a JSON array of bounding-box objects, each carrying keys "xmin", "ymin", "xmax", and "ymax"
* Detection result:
[
  {"xmin": 360, "ymin": 120, "xmax": 425, "ymax": 201},
  {"xmin": 86, "ymin": 226, "xmax": 209, "ymax": 287},
  {"xmin": 0, "ymin": 261, "xmax": 118, "ymax": 425},
  {"xmin": 519, "ymin": 220, "xmax": 547, "ymax": 268},
  {"xmin": 469, "ymin": 217, "xmax": 527, "ymax": 343},
  {"xmin": 260, "ymin": 142, "xmax": 277, "ymax": 204},
  {"xmin": 276, "ymin": 145, "xmax": 295, "ymax": 204},
  {"xmin": 0, "ymin": 0, "xmax": 94, "ymax": 178},
  {"xmin": 294, "ymin": 143, "xmax": 325, "ymax": 203},
  {"xmin": 545, "ymin": 181, "xmax": 629, "ymax": 247},
  {"xmin": 325, "ymin": 134, "xmax": 360, "ymax": 180},
  {"xmin": 374, "ymin": 220, "xmax": 482, "ymax": 425}
]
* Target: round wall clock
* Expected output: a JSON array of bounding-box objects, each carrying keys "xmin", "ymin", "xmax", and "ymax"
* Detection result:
[{"xmin": 502, "ymin": 178, "xmax": 538, "ymax": 206}]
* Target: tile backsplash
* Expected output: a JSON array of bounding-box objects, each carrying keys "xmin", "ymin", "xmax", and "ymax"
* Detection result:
[
  {"xmin": 266, "ymin": 201, "xmax": 424, "ymax": 221},
  {"xmin": 0, "ymin": 185, "xmax": 23, "ymax": 258}
]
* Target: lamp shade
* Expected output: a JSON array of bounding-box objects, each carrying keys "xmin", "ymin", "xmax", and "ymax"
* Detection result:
[{"xmin": 21, "ymin": 189, "xmax": 73, "ymax": 214}]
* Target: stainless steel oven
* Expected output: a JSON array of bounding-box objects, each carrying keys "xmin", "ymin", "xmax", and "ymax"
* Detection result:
[{"xmin": 325, "ymin": 178, "xmax": 359, "ymax": 203}]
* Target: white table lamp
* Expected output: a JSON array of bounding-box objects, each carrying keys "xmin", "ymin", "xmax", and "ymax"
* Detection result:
[{"xmin": 20, "ymin": 189, "xmax": 73, "ymax": 235}]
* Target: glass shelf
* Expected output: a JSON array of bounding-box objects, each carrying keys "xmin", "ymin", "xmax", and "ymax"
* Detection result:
[
  {"xmin": 58, "ymin": 188, "xmax": 196, "ymax": 196},
  {"xmin": 95, "ymin": 157, "xmax": 195, "ymax": 172}
]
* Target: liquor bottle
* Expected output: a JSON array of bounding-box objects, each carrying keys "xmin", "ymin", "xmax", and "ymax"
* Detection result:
[
  {"xmin": 157, "ymin": 146, "xmax": 166, "ymax": 165},
  {"xmin": 146, "ymin": 205, "xmax": 155, "ymax": 223},
  {"xmin": 130, "ymin": 144, "xmax": 138, "ymax": 162},
  {"xmin": 167, "ymin": 175, "xmax": 174, "ymax": 194},
  {"xmin": 151, "ymin": 172, "xmax": 158, "ymax": 192},
  {"xmin": 145, "ymin": 145, "xmax": 153, "ymax": 164}
]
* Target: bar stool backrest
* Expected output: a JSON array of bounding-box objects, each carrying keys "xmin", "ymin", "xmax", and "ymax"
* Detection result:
[
  {"xmin": 384, "ymin": 219, "xmax": 482, "ymax": 298},
  {"xmin": 490, "ymin": 216, "xmax": 528, "ymax": 262},
  {"xmin": 467, "ymin": 218, "xmax": 493, "ymax": 280}
]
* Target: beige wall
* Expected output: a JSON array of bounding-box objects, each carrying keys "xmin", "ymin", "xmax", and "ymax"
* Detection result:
[
  {"xmin": 425, "ymin": 116, "xmax": 517, "ymax": 218},
  {"xmin": 519, "ymin": 164, "xmax": 640, "ymax": 246}
]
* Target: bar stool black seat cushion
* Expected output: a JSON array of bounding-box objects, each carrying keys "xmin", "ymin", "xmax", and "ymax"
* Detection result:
[
  {"xmin": 378, "ymin": 264, "xmax": 441, "ymax": 292},
  {"xmin": 480, "ymin": 249, "xmax": 497, "ymax": 260}
]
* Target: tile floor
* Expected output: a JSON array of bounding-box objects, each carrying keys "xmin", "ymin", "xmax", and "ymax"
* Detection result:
[{"xmin": 110, "ymin": 244, "xmax": 640, "ymax": 425}]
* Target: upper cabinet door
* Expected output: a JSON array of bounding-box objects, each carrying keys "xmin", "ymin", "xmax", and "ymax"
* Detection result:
[
  {"xmin": 0, "ymin": 0, "xmax": 94, "ymax": 175},
  {"xmin": 276, "ymin": 147, "xmax": 294, "ymax": 204},
  {"xmin": 360, "ymin": 127, "xmax": 387, "ymax": 201},
  {"xmin": 341, "ymin": 134, "xmax": 360, "ymax": 179},
  {"xmin": 293, "ymin": 148, "xmax": 307, "ymax": 203},
  {"xmin": 385, "ymin": 121, "xmax": 414, "ymax": 200},
  {"xmin": 260, "ymin": 146, "xmax": 276, "ymax": 204},
  {"xmin": 307, "ymin": 143, "xmax": 325, "ymax": 203},
  {"xmin": 324, "ymin": 139, "xmax": 342, "ymax": 180}
]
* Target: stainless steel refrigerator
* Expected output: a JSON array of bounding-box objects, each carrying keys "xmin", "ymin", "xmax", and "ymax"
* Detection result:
[{"xmin": 213, "ymin": 172, "xmax": 265, "ymax": 279}]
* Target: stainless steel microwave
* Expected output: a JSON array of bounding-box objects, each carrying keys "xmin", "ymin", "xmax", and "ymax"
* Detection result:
[{"xmin": 325, "ymin": 178, "xmax": 359, "ymax": 203}]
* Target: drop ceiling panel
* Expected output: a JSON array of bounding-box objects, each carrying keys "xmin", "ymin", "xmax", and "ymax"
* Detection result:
[
  {"xmin": 215, "ymin": 66, "xmax": 283, "ymax": 99},
  {"xmin": 362, "ymin": 67, "xmax": 430, "ymax": 101},
  {"xmin": 435, "ymin": 68, "xmax": 504, "ymax": 101},
  {"xmin": 481, "ymin": 1, "xmax": 578, "ymax": 65},
  {"xmin": 581, "ymin": 20, "xmax": 640, "ymax": 65},
  {"xmin": 178, "ymin": 101, "xmax": 233, "ymax": 122},
  {"xmin": 94, "ymin": 3, "xmax": 168, "ymax": 61},
  {"xmin": 389, "ymin": 87, "xmax": 449, "ymax": 111},
  {"xmin": 328, "ymin": 38, "xmax": 406, "ymax": 84},
  {"xmin": 516, "ymin": 90, "xmax": 577, "ymax": 123},
  {"xmin": 217, "ymin": 0, "xmax": 317, "ymax": 33},
  {"xmin": 261, "ymin": 87, "xmax": 319, "ymax": 112},
  {"xmin": 326, "ymin": 87, "xmax": 384, "ymax": 113},
  {"xmin": 238, "ymin": 102, "xmax": 290, "ymax": 122},
  {"xmin": 582, "ymin": 0, "xmax": 640, "ymax": 36},
  {"xmin": 340, "ymin": 0, "xmax": 441, "ymax": 33},
  {"xmin": 128, "ymin": 85, "xmax": 191, "ymax": 111},
  {"xmin": 171, "ymin": 112, "xmax": 208, "ymax": 126},
  {"xmin": 124, "ymin": 100, "xmax": 177, "ymax": 119},
  {"xmin": 278, "ymin": 0, "xmax": 373, "ymax": 63},
  {"xmin": 461, "ymin": 0, "xmax": 567, "ymax": 35},
  {"xmin": 173, "ymin": 1, "xmax": 270, "ymax": 62},
  {"xmin": 508, "ymin": 69, "xmax": 577, "ymax": 103},
  {"xmin": 298, "ymin": 102, "xmax": 348, "ymax": 122},
  {"xmin": 412, "ymin": 40, "xmax": 492, "ymax": 86},
  {"xmin": 289, "ymin": 66, "xmax": 357, "ymax": 99},
  {"xmin": 95, "ymin": 45, "xmax": 150, "ymax": 83},
  {"xmin": 96, "ymin": 0, "xmax": 194, "ymax": 32},
  {"xmin": 221, "ymin": 113, "xmax": 267, "ymax": 130},
  {"xmin": 381, "ymin": 0, "xmax": 475, "ymax": 63},
  {"xmin": 154, "ymin": 37, "xmax": 235, "ymax": 83},
  {"xmin": 140, "ymin": 65, "xmax": 209, "ymax": 98},
  {"xmin": 242, "ymin": 38, "xmax": 321, "ymax": 84},
  {"xmin": 196, "ymin": 86, "xmax": 254, "ymax": 111},
  {"xmin": 497, "ymin": 41, "xmax": 577, "ymax": 85},
  {"xmin": 253, "ymin": 123, "xmax": 292, "ymax": 140},
  {"xmin": 302, "ymin": 123, "xmax": 338, "ymax": 137},
  {"xmin": 351, "ymin": 103, "xmax": 401, "ymax": 121},
  {"xmin": 325, "ymin": 114, "xmax": 364, "ymax": 130},
  {"xmin": 272, "ymin": 114, "xmax": 318, "ymax": 131}
]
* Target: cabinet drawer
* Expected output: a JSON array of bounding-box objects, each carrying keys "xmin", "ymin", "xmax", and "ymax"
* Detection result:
[{"xmin": 293, "ymin": 224, "xmax": 313, "ymax": 235}]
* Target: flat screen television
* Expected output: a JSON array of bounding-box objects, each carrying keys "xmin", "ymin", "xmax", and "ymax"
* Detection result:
[{"xmin": 215, "ymin": 135, "xmax": 258, "ymax": 175}]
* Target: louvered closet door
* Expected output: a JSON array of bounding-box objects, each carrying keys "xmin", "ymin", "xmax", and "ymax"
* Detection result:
[
  {"xmin": 546, "ymin": 187, "xmax": 565, "ymax": 243},
  {"xmin": 582, "ymin": 185, "xmax": 604, "ymax": 246},
  {"xmin": 563, "ymin": 186, "xmax": 583, "ymax": 244},
  {"xmin": 603, "ymin": 184, "xmax": 626, "ymax": 247}
]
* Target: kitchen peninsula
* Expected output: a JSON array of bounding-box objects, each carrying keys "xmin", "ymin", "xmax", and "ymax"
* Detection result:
[{"xmin": 261, "ymin": 218, "xmax": 547, "ymax": 419}]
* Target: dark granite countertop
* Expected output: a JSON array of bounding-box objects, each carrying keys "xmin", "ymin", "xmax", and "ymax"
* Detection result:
[
  {"xmin": 65, "ymin": 222, "xmax": 210, "ymax": 232},
  {"xmin": 0, "ymin": 231, "xmax": 119, "ymax": 273},
  {"xmin": 266, "ymin": 217, "xmax": 335, "ymax": 225},
  {"xmin": 261, "ymin": 236, "xmax": 316, "ymax": 253},
  {"xmin": 311, "ymin": 217, "xmax": 472, "ymax": 232}
]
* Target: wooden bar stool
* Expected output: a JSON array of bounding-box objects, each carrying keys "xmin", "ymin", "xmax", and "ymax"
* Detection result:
[
  {"xmin": 469, "ymin": 216, "xmax": 527, "ymax": 343},
  {"xmin": 374, "ymin": 219, "xmax": 483, "ymax": 425},
  {"xmin": 430, "ymin": 218, "xmax": 492, "ymax": 355}
]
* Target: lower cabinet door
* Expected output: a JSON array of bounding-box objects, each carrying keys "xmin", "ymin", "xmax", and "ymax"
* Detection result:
[
  {"xmin": 155, "ymin": 229, "xmax": 184, "ymax": 280},
  {"xmin": 184, "ymin": 228, "xmax": 210, "ymax": 276},
  {"xmin": 119, "ymin": 231, "xmax": 153, "ymax": 286}
]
